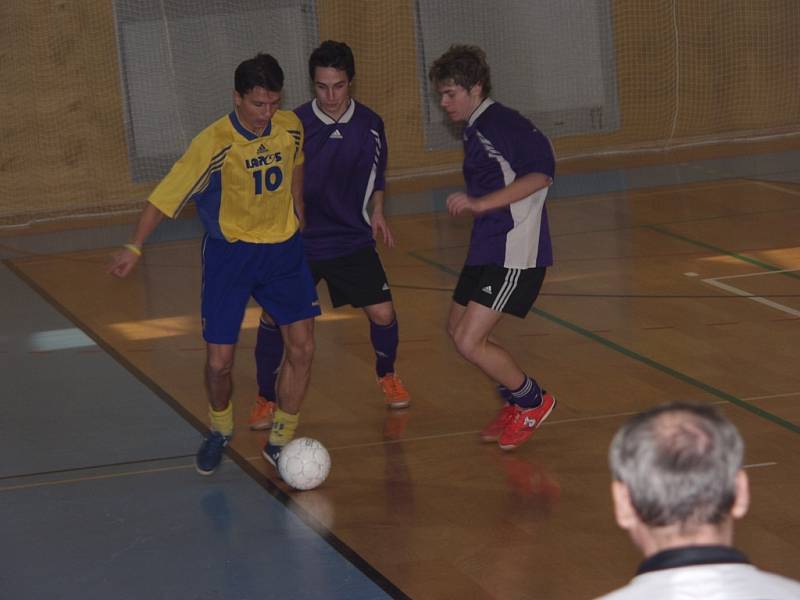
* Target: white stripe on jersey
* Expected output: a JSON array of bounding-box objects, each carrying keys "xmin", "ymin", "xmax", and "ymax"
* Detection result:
[
  {"xmin": 475, "ymin": 131, "xmax": 548, "ymax": 269},
  {"xmin": 491, "ymin": 267, "xmax": 521, "ymax": 311},
  {"xmin": 362, "ymin": 128, "xmax": 381, "ymax": 224}
]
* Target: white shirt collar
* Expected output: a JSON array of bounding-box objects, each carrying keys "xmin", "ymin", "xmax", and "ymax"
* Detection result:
[
  {"xmin": 468, "ymin": 97, "xmax": 495, "ymax": 126},
  {"xmin": 311, "ymin": 98, "xmax": 356, "ymax": 125}
]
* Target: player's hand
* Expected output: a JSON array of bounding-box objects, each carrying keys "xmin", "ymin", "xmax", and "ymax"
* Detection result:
[
  {"xmin": 107, "ymin": 247, "xmax": 140, "ymax": 278},
  {"xmin": 446, "ymin": 192, "xmax": 483, "ymax": 216},
  {"xmin": 371, "ymin": 211, "xmax": 396, "ymax": 248}
]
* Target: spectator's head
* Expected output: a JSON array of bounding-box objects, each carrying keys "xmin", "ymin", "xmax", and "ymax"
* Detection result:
[{"xmin": 608, "ymin": 402, "xmax": 750, "ymax": 554}]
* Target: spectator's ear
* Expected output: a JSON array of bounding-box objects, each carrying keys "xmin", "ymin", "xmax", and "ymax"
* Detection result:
[
  {"xmin": 731, "ymin": 470, "xmax": 750, "ymax": 520},
  {"xmin": 611, "ymin": 481, "xmax": 638, "ymax": 530}
]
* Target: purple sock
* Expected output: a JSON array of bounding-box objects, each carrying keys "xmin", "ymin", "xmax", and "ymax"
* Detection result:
[
  {"xmin": 497, "ymin": 384, "xmax": 514, "ymax": 405},
  {"xmin": 255, "ymin": 319, "xmax": 284, "ymax": 400},
  {"xmin": 370, "ymin": 319, "xmax": 399, "ymax": 378},
  {"xmin": 510, "ymin": 376, "xmax": 543, "ymax": 408}
]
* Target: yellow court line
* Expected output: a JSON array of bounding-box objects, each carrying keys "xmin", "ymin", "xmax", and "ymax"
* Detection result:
[{"xmin": 0, "ymin": 462, "xmax": 195, "ymax": 493}]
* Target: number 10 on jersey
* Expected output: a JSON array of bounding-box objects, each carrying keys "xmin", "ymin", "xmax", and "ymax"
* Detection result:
[{"xmin": 252, "ymin": 167, "xmax": 283, "ymax": 195}]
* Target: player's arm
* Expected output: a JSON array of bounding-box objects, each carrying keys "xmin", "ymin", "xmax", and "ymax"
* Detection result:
[
  {"xmin": 107, "ymin": 203, "xmax": 167, "ymax": 277},
  {"xmin": 291, "ymin": 163, "xmax": 305, "ymax": 230},
  {"xmin": 446, "ymin": 172, "xmax": 552, "ymax": 217},
  {"xmin": 370, "ymin": 190, "xmax": 395, "ymax": 248}
]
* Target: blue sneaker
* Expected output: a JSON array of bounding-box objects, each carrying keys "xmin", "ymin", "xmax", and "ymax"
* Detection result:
[
  {"xmin": 195, "ymin": 431, "xmax": 230, "ymax": 476},
  {"xmin": 262, "ymin": 443, "xmax": 283, "ymax": 473}
]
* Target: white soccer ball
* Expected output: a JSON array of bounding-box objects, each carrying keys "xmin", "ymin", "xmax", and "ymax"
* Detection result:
[{"xmin": 278, "ymin": 437, "xmax": 331, "ymax": 491}]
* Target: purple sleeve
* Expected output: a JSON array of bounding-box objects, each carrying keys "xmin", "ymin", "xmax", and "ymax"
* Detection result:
[{"xmin": 489, "ymin": 111, "xmax": 555, "ymax": 180}]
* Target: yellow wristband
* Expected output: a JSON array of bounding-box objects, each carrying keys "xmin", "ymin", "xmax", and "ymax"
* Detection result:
[{"xmin": 123, "ymin": 243, "xmax": 142, "ymax": 256}]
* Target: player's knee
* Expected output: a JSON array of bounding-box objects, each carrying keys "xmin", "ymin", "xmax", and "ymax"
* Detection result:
[
  {"xmin": 366, "ymin": 303, "xmax": 395, "ymax": 326},
  {"xmin": 452, "ymin": 329, "xmax": 479, "ymax": 363},
  {"xmin": 285, "ymin": 336, "xmax": 315, "ymax": 368},
  {"xmin": 206, "ymin": 355, "xmax": 234, "ymax": 378}
]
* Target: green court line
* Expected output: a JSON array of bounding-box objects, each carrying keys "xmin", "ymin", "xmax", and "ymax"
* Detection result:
[
  {"xmin": 648, "ymin": 225, "xmax": 800, "ymax": 281},
  {"xmin": 408, "ymin": 251, "xmax": 800, "ymax": 435}
]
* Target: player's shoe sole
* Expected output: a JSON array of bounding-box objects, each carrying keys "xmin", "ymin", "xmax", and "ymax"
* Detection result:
[{"xmin": 480, "ymin": 403, "xmax": 516, "ymax": 442}]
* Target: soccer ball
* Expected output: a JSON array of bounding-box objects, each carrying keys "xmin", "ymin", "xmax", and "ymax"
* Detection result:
[{"xmin": 278, "ymin": 437, "xmax": 331, "ymax": 491}]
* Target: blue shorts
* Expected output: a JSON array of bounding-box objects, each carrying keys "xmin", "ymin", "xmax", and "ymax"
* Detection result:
[{"xmin": 201, "ymin": 233, "xmax": 320, "ymax": 344}]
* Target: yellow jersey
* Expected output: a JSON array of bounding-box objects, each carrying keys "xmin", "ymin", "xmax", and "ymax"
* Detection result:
[{"xmin": 148, "ymin": 109, "xmax": 304, "ymax": 244}]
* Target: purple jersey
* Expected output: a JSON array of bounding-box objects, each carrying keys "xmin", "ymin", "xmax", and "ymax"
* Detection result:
[
  {"xmin": 463, "ymin": 99, "xmax": 555, "ymax": 268},
  {"xmin": 294, "ymin": 99, "xmax": 388, "ymax": 260}
]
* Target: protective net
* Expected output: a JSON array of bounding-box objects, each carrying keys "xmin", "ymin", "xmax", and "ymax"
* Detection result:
[{"xmin": 1, "ymin": 0, "xmax": 799, "ymax": 227}]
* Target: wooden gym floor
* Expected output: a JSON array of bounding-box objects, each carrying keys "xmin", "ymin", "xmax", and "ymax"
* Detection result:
[{"xmin": 2, "ymin": 151, "xmax": 799, "ymax": 599}]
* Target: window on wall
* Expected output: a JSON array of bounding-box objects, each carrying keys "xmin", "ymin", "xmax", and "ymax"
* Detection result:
[
  {"xmin": 113, "ymin": 0, "xmax": 318, "ymax": 182},
  {"xmin": 415, "ymin": 0, "xmax": 619, "ymax": 149}
]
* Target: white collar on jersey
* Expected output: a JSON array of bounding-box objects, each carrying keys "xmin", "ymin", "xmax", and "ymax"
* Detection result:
[
  {"xmin": 311, "ymin": 98, "xmax": 356, "ymax": 125},
  {"xmin": 467, "ymin": 97, "xmax": 495, "ymax": 127}
]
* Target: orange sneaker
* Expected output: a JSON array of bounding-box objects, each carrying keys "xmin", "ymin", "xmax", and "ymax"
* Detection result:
[
  {"xmin": 480, "ymin": 403, "xmax": 516, "ymax": 442},
  {"xmin": 248, "ymin": 396, "xmax": 276, "ymax": 431},
  {"xmin": 377, "ymin": 373, "xmax": 410, "ymax": 409},
  {"xmin": 498, "ymin": 393, "xmax": 556, "ymax": 451}
]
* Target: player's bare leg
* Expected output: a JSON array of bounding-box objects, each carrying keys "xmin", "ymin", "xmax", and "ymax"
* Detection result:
[
  {"xmin": 448, "ymin": 301, "xmax": 554, "ymax": 449},
  {"xmin": 363, "ymin": 301, "xmax": 394, "ymax": 326},
  {"xmin": 196, "ymin": 342, "xmax": 236, "ymax": 475},
  {"xmin": 263, "ymin": 317, "xmax": 315, "ymax": 469},
  {"xmin": 276, "ymin": 317, "xmax": 315, "ymax": 415},
  {"xmin": 205, "ymin": 342, "xmax": 236, "ymax": 411},
  {"xmin": 448, "ymin": 301, "xmax": 523, "ymax": 388}
]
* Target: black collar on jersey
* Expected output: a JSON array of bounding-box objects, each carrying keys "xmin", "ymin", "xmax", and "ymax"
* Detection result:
[
  {"xmin": 637, "ymin": 545, "xmax": 750, "ymax": 575},
  {"xmin": 229, "ymin": 110, "xmax": 272, "ymax": 141}
]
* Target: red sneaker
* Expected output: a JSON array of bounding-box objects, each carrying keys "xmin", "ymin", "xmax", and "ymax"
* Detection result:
[
  {"xmin": 248, "ymin": 396, "xmax": 276, "ymax": 431},
  {"xmin": 480, "ymin": 403, "xmax": 516, "ymax": 442},
  {"xmin": 498, "ymin": 393, "xmax": 556, "ymax": 450},
  {"xmin": 378, "ymin": 374, "xmax": 411, "ymax": 409}
]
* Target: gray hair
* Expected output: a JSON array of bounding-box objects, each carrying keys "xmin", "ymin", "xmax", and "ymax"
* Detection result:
[{"xmin": 609, "ymin": 402, "xmax": 744, "ymax": 527}]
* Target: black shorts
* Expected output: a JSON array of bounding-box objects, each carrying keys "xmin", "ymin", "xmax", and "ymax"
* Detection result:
[
  {"xmin": 453, "ymin": 264, "xmax": 546, "ymax": 318},
  {"xmin": 310, "ymin": 245, "xmax": 393, "ymax": 308}
]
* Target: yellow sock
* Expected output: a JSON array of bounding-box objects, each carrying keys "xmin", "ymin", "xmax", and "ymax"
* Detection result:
[
  {"xmin": 269, "ymin": 408, "xmax": 299, "ymax": 447},
  {"xmin": 209, "ymin": 402, "xmax": 234, "ymax": 437}
]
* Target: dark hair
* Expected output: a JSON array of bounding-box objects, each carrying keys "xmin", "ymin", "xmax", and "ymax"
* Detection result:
[
  {"xmin": 428, "ymin": 44, "xmax": 492, "ymax": 97},
  {"xmin": 609, "ymin": 402, "xmax": 744, "ymax": 528},
  {"xmin": 308, "ymin": 40, "xmax": 355, "ymax": 81},
  {"xmin": 234, "ymin": 53, "xmax": 284, "ymax": 95}
]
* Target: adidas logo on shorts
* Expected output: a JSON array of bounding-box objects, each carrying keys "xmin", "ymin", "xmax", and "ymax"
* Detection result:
[
  {"xmin": 382, "ymin": 282, "xmax": 390, "ymax": 291},
  {"xmin": 482, "ymin": 285, "xmax": 493, "ymax": 294}
]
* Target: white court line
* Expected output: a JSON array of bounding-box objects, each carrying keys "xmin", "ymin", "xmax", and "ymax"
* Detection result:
[
  {"xmin": 702, "ymin": 271, "xmax": 800, "ymax": 318},
  {"xmin": 9, "ymin": 392, "xmax": 794, "ymax": 492},
  {"xmin": 706, "ymin": 268, "xmax": 800, "ymax": 282},
  {"xmin": 247, "ymin": 393, "xmax": 799, "ymax": 457}
]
